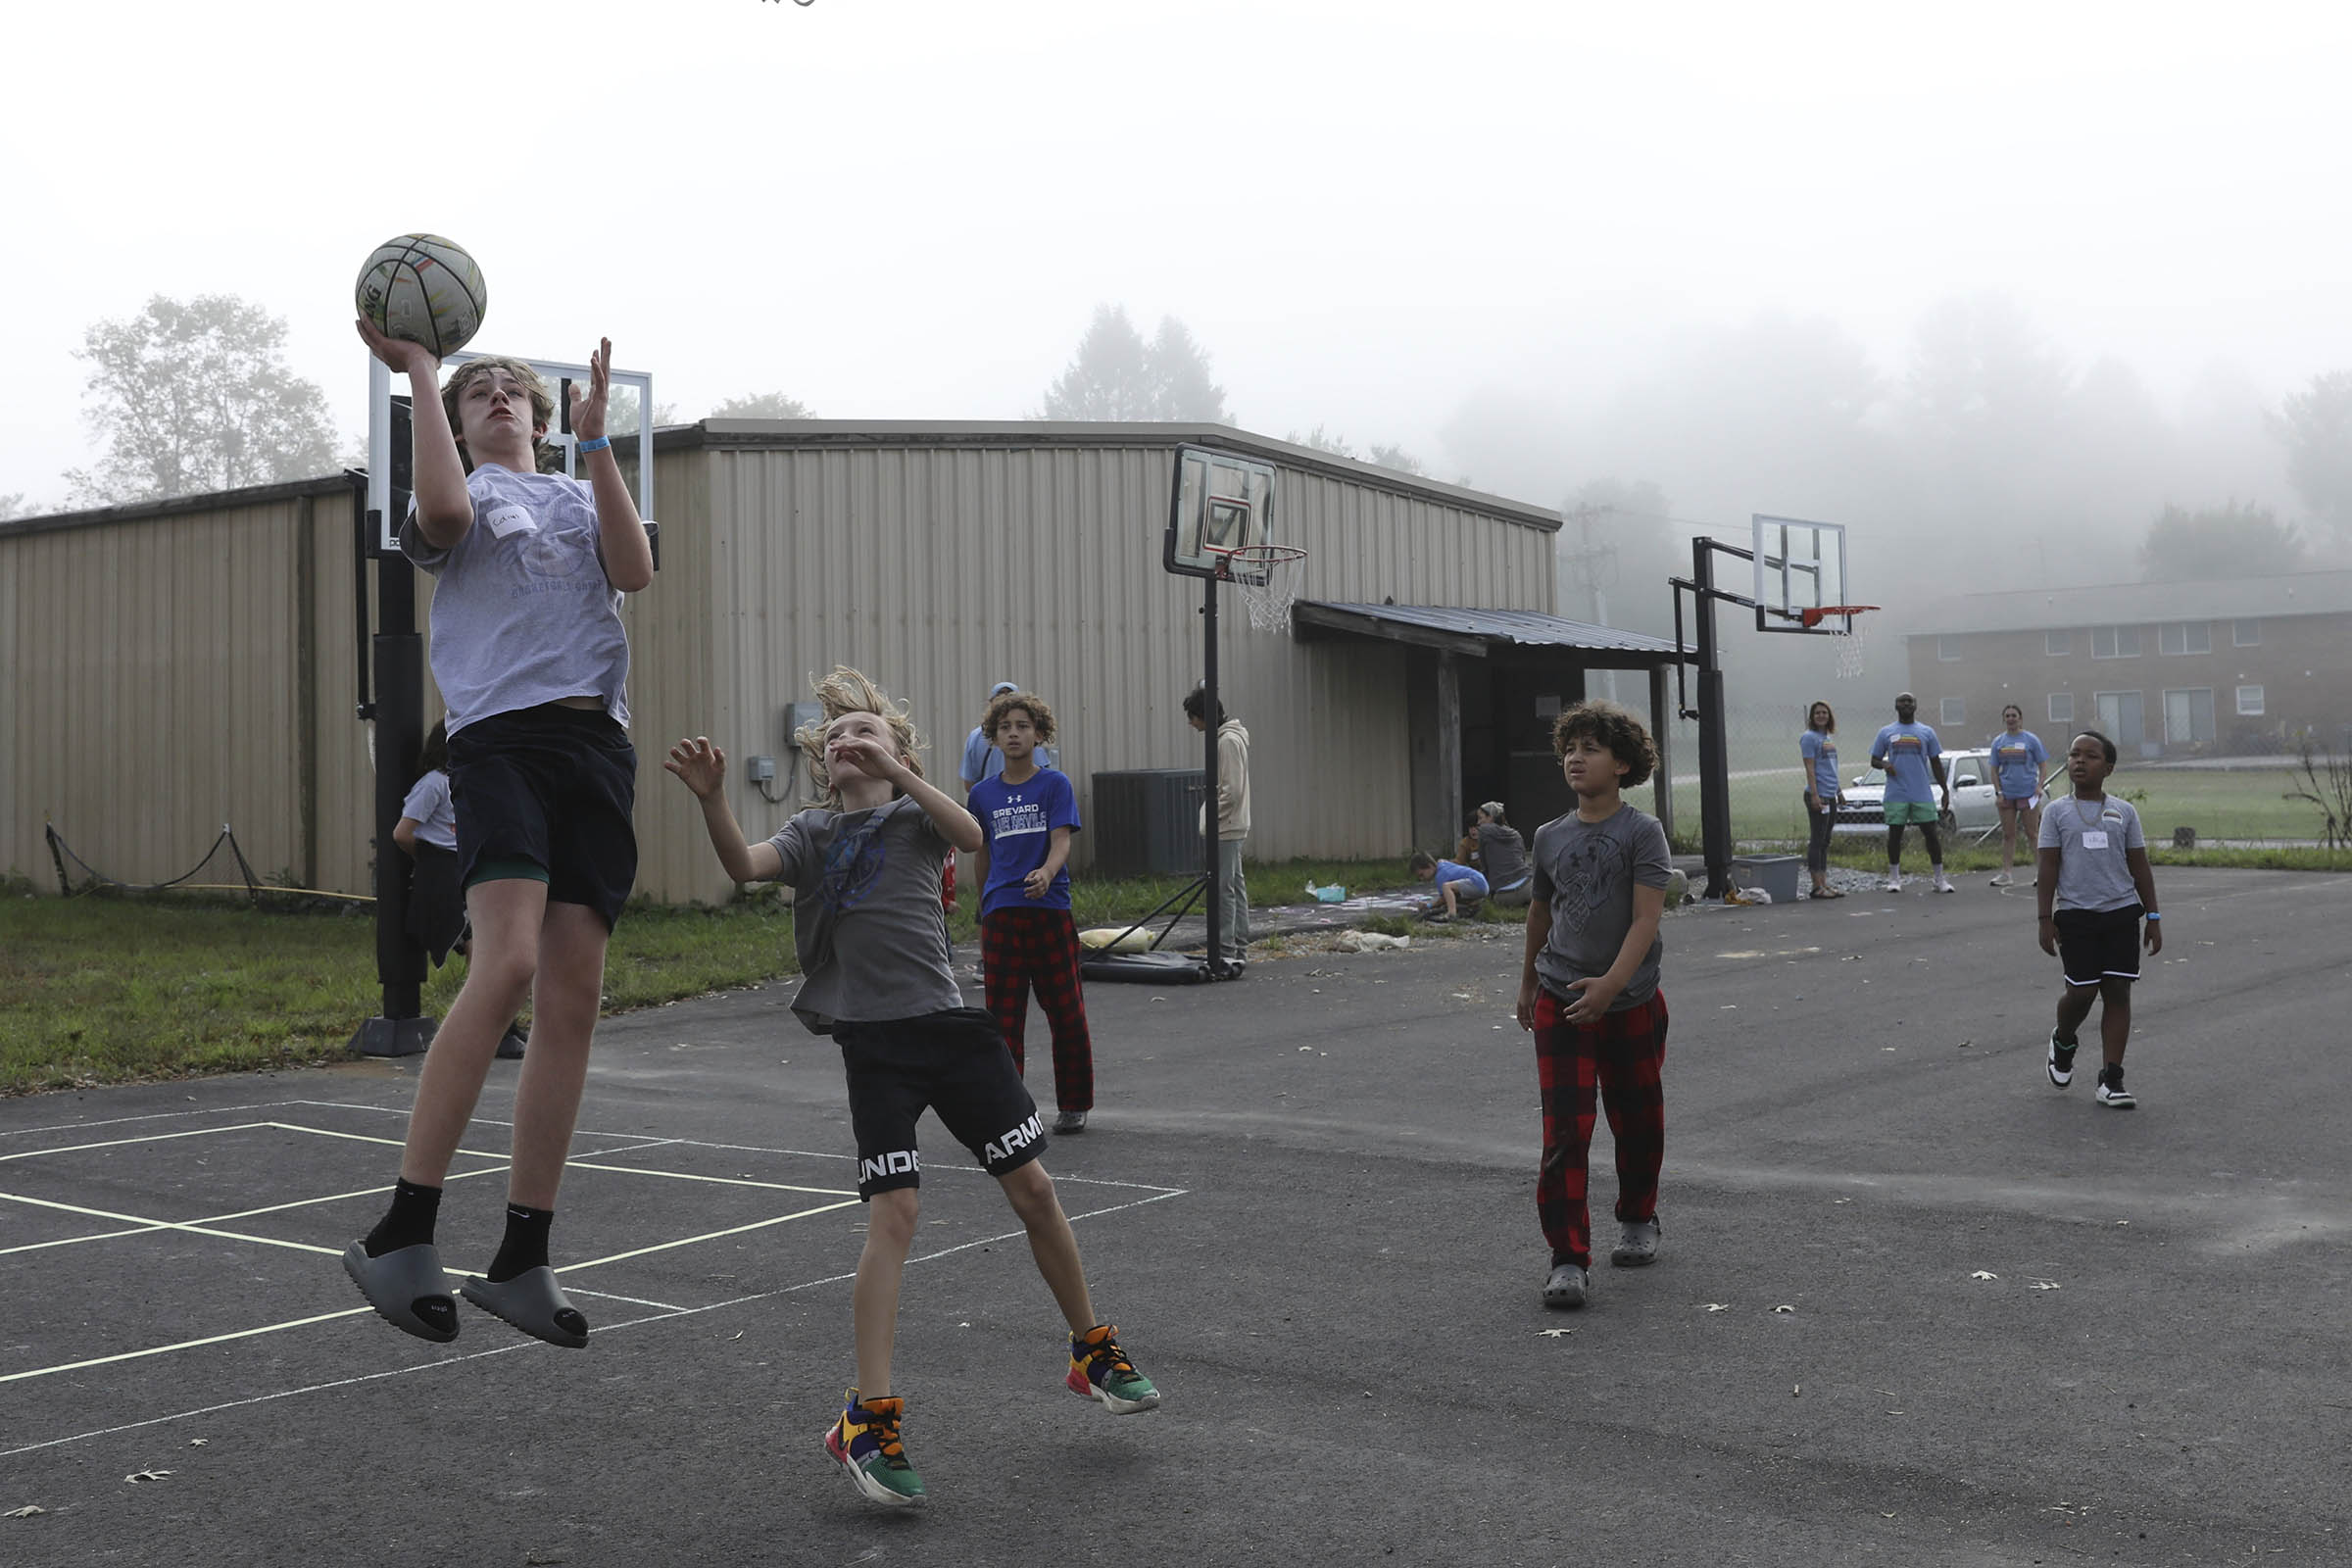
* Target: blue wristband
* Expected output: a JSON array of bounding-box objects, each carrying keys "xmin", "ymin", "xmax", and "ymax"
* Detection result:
[
  {"xmin": 2143, "ymin": 911, "xmax": 2161, "ymax": 921},
  {"xmin": 575, "ymin": 435, "xmax": 612, "ymax": 454}
]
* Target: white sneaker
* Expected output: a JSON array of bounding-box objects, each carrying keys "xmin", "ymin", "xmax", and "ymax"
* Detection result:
[
  {"xmin": 1934, "ymin": 873, "xmax": 1957, "ymax": 894},
  {"xmin": 1988, "ymin": 872, "xmax": 2013, "ymax": 888},
  {"xmin": 1884, "ymin": 871, "xmax": 1902, "ymax": 893}
]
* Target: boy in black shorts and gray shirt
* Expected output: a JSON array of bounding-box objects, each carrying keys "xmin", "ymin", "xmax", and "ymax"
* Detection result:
[
  {"xmin": 2036, "ymin": 729, "xmax": 2162, "ymax": 1108},
  {"xmin": 667, "ymin": 666, "xmax": 1160, "ymax": 1510},
  {"xmin": 343, "ymin": 321, "xmax": 654, "ymax": 1351}
]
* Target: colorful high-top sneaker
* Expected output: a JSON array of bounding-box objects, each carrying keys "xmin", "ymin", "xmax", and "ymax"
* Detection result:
[
  {"xmin": 1065, "ymin": 1324, "xmax": 1161, "ymax": 1414},
  {"xmin": 823, "ymin": 1389, "xmax": 924, "ymax": 1506}
]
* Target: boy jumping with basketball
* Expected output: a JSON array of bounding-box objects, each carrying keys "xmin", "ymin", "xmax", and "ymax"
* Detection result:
[
  {"xmin": 667, "ymin": 668, "xmax": 1159, "ymax": 1510},
  {"xmin": 1515, "ymin": 701, "xmax": 1673, "ymax": 1310},
  {"xmin": 969, "ymin": 688, "xmax": 1096, "ymax": 1135},
  {"xmin": 344, "ymin": 320, "xmax": 652, "ymax": 1349},
  {"xmin": 2036, "ymin": 730, "xmax": 2161, "ymax": 1108}
]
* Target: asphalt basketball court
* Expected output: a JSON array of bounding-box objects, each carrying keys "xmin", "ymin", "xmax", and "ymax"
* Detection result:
[{"xmin": 5, "ymin": 864, "xmax": 2349, "ymax": 1566}]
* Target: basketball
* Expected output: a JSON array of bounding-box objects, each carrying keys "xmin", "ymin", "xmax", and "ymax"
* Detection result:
[{"xmin": 355, "ymin": 234, "xmax": 487, "ymax": 359}]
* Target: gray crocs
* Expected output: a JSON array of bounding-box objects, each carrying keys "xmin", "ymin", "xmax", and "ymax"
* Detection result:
[
  {"xmin": 342, "ymin": 1241, "xmax": 460, "ymax": 1343},
  {"xmin": 459, "ymin": 1267, "xmax": 591, "ymax": 1348}
]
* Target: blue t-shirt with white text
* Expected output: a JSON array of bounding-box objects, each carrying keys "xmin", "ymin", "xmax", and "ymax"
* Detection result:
[{"xmin": 968, "ymin": 768, "xmax": 1081, "ymax": 917}]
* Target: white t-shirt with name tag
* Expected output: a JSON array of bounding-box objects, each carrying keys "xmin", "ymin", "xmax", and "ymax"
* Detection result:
[
  {"xmin": 400, "ymin": 464, "xmax": 633, "ymax": 736},
  {"xmin": 2038, "ymin": 794, "xmax": 2144, "ymax": 912}
]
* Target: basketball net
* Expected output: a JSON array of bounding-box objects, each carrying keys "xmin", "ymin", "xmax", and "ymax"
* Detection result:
[
  {"xmin": 1221, "ymin": 545, "xmax": 1308, "ymax": 634},
  {"xmin": 1800, "ymin": 605, "xmax": 1879, "ymax": 679}
]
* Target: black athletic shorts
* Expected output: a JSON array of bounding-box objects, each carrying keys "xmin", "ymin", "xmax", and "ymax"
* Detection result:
[
  {"xmin": 447, "ymin": 704, "xmax": 637, "ymax": 930},
  {"xmin": 2054, "ymin": 904, "xmax": 2144, "ymax": 987},
  {"xmin": 834, "ymin": 1007, "xmax": 1046, "ymax": 1199}
]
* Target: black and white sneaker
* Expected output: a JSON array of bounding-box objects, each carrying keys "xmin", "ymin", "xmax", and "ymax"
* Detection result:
[
  {"xmin": 2094, "ymin": 1064, "xmax": 2136, "ymax": 1109},
  {"xmin": 2047, "ymin": 1031, "xmax": 2078, "ymax": 1089}
]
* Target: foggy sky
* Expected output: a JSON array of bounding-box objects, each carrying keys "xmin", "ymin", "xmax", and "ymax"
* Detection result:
[{"xmin": 7, "ymin": 0, "xmax": 2349, "ymax": 594}]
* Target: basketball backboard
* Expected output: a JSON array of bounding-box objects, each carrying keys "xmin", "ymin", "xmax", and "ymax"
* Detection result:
[
  {"xmin": 366, "ymin": 352, "xmax": 654, "ymax": 555},
  {"xmin": 1750, "ymin": 514, "xmax": 1850, "ymax": 633},
  {"xmin": 1165, "ymin": 445, "xmax": 1277, "ymax": 582}
]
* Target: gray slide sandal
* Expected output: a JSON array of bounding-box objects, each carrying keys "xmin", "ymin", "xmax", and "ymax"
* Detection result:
[
  {"xmin": 342, "ymin": 1241, "xmax": 460, "ymax": 1344},
  {"xmin": 459, "ymin": 1267, "xmax": 591, "ymax": 1348}
]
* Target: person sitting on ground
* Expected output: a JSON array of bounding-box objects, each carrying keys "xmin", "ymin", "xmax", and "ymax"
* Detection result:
[
  {"xmin": 1409, "ymin": 849, "xmax": 1489, "ymax": 920},
  {"xmin": 1472, "ymin": 802, "xmax": 1533, "ymax": 907}
]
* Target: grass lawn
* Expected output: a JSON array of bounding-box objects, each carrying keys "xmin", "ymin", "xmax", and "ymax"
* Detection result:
[
  {"xmin": 1625, "ymin": 761, "xmax": 2338, "ymax": 845},
  {"xmin": 0, "ymin": 858, "xmax": 1430, "ymax": 1096}
]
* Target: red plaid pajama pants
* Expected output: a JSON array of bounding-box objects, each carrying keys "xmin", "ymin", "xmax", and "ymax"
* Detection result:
[
  {"xmin": 1532, "ymin": 986, "xmax": 1668, "ymax": 1269},
  {"xmin": 979, "ymin": 906, "xmax": 1095, "ymax": 1112}
]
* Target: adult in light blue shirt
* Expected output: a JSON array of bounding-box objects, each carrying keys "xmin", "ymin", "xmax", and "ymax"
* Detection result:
[
  {"xmin": 1869, "ymin": 692, "xmax": 1953, "ymax": 893},
  {"xmin": 1797, "ymin": 699, "xmax": 1844, "ymax": 899},
  {"xmin": 1987, "ymin": 704, "xmax": 2048, "ymax": 887}
]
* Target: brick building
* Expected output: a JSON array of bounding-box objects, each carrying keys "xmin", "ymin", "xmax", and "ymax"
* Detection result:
[{"xmin": 1903, "ymin": 570, "xmax": 2352, "ymax": 759}]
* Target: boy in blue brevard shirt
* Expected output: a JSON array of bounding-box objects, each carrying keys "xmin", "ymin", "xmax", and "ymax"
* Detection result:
[
  {"xmin": 969, "ymin": 688, "xmax": 1097, "ymax": 1135},
  {"xmin": 668, "ymin": 667, "xmax": 1159, "ymax": 1510},
  {"xmin": 2036, "ymin": 730, "xmax": 2161, "ymax": 1108}
]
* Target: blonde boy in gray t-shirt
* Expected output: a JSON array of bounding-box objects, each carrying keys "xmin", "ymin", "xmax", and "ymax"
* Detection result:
[{"xmin": 667, "ymin": 666, "xmax": 1160, "ymax": 1510}]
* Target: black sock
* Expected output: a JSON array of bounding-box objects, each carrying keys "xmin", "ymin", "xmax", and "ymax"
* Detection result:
[
  {"xmin": 487, "ymin": 1203, "xmax": 554, "ymax": 1283},
  {"xmin": 363, "ymin": 1178, "xmax": 442, "ymax": 1258}
]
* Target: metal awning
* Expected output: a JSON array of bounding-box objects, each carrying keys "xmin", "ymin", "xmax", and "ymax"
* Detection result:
[{"xmin": 1292, "ymin": 602, "xmax": 1690, "ymax": 666}]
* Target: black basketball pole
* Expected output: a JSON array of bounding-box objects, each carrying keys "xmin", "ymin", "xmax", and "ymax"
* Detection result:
[
  {"xmin": 351, "ymin": 394, "xmax": 437, "ymax": 1058},
  {"xmin": 1201, "ymin": 569, "xmax": 1225, "ymax": 977},
  {"xmin": 1692, "ymin": 535, "xmax": 1734, "ymax": 901}
]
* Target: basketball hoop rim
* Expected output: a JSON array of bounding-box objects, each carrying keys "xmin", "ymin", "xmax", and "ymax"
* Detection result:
[
  {"xmin": 1211, "ymin": 543, "xmax": 1308, "ymax": 574},
  {"xmin": 1799, "ymin": 603, "xmax": 1880, "ymax": 630}
]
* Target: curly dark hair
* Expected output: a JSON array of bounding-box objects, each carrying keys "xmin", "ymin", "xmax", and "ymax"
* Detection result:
[
  {"xmin": 982, "ymin": 689, "xmax": 1057, "ymax": 746},
  {"xmin": 1551, "ymin": 700, "xmax": 1658, "ymax": 790}
]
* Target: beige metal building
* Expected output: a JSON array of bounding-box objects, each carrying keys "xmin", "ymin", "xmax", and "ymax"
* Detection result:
[{"xmin": 3, "ymin": 422, "xmax": 1681, "ymax": 906}]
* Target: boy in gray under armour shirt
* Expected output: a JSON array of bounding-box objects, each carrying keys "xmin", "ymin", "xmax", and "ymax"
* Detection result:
[{"xmin": 667, "ymin": 666, "xmax": 1160, "ymax": 1510}]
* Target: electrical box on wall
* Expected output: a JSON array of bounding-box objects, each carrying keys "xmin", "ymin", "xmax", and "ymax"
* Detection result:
[
  {"xmin": 747, "ymin": 757, "xmax": 777, "ymax": 784},
  {"xmin": 782, "ymin": 701, "xmax": 824, "ymax": 748}
]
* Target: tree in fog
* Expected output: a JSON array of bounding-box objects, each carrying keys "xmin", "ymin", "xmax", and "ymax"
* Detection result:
[
  {"xmin": 1365, "ymin": 442, "xmax": 1426, "ymax": 474},
  {"xmin": 0, "ymin": 492, "xmax": 29, "ymax": 520},
  {"xmin": 1146, "ymin": 318, "xmax": 1230, "ymax": 422},
  {"xmin": 2278, "ymin": 370, "xmax": 2352, "ymax": 539},
  {"xmin": 2139, "ymin": 501, "xmax": 2305, "ymax": 580},
  {"xmin": 1041, "ymin": 306, "xmax": 1229, "ymax": 421},
  {"xmin": 710, "ymin": 390, "xmax": 816, "ymax": 419},
  {"xmin": 67, "ymin": 294, "xmax": 340, "ymax": 505}
]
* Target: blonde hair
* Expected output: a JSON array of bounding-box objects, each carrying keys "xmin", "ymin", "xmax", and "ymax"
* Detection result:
[{"xmin": 794, "ymin": 665, "xmax": 927, "ymax": 808}]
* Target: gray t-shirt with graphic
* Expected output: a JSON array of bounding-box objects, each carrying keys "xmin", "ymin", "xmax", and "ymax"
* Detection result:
[
  {"xmin": 1529, "ymin": 804, "xmax": 1673, "ymax": 1010},
  {"xmin": 400, "ymin": 464, "xmax": 632, "ymax": 735},
  {"xmin": 2037, "ymin": 794, "xmax": 2145, "ymax": 912},
  {"xmin": 766, "ymin": 800, "xmax": 961, "ymax": 1034}
]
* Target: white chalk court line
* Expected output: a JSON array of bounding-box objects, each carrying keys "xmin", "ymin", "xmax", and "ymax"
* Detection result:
[{"xmin": 0, "ymin": 1186, "xmax": 1188, "ymax": 1457}]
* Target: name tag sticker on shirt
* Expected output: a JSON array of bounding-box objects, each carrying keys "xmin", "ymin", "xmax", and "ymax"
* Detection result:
[
  {"xmin": 483, "ymin": 504, "xmax": 533, "ymax": 539},
  {"xmin": 2081, "ymin": 830, "xmax": 2110, "ymax": 851}
]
